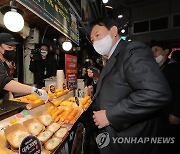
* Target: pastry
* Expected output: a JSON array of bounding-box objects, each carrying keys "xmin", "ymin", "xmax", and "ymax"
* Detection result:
[
  {"xmin": 28, "ymin": 122, "xmax": 43, "ymax": 136},
  {"xmin": 44, "ymin": 137, "xmax": 62, "ymax": 151},
  {"xmin": 10, "ymin": 130, "xmax": 30, "ymax": 149},
  {"xmin": 54, "ymin": 127, "xmax": 68, "ymax": 139},
  {"xmin": 47, "ymin": 123, "xmax": 60, "ymax": 133},
  {"xmin": 37, "ymin": 130, "xmax": 53, "ymax": 144},
  {"xmin": 38, "ymin": 114, "xmax": 52, "ymax": 126}
]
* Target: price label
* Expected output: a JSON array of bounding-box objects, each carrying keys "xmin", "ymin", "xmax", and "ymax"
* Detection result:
[{"xmin": 19, "ymin": 135, "xmax": 41, "ymax": 154}]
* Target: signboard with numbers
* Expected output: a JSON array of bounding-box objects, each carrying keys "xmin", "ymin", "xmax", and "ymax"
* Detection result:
[{"xmin": 16, "ymin": 0, "xmax": 79, "ymax": 45}]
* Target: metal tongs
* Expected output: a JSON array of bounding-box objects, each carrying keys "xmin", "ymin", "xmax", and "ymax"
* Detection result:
[{"xmin": 75, "ymin": 96, "xmax": 80, "ymax": 106}]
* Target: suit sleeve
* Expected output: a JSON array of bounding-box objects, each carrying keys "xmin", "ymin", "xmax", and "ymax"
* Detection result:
[
  {"xmin": 163, "ymin": 64, "xmax": 180, "ymax": 117},
  {"xmin": 106, "ymin": 42, "xmax": 172, "ymax": 131}
]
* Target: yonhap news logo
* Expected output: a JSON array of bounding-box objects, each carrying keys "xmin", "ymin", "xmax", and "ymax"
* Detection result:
[
  {"xmin": 96, "ymin": 132, "xmax": 175, "ymax": 149},
  {"xmin": 96, "ymin": 132, "xmax": 110, "ymax": 149}
]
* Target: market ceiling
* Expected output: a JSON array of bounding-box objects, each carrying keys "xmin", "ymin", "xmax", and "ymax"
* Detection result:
[{"xmin": 0, "ymin": 0, "xmax": 156, "ymax": 42}]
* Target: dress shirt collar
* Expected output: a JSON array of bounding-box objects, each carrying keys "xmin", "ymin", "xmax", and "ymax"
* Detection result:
[{"xmin": 108, "ymin": 39, "xmax": 121, "ymax": 59}]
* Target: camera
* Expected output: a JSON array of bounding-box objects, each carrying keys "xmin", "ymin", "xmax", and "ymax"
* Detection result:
[{"xmin": 31, "ymin": 48, "xmax": 42, "ymax": 60}]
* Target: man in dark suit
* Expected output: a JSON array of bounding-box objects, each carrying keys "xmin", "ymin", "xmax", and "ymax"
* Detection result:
[
  {"xmin": 90, "ymin": 18, "xmax": 172, "ymax": 154},
  {"xmin": 161, "ymin": 50, "xmax": 180, "ymax": 154}
]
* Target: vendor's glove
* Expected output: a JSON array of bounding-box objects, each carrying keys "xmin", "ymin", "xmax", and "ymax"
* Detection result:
[{"xmin": 31, "ymin": 87, "xmax": 48, "ymax": 103}]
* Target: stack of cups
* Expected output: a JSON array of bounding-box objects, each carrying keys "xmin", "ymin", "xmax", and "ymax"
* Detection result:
[{"xmin": 56, "ymin": 70, "xmax": 65, "ymax": 89}]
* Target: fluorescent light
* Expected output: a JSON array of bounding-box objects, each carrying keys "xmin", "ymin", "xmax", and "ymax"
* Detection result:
[{"xmin": 105, "ymin": 5, "xmax": 113, "ymax": 9}]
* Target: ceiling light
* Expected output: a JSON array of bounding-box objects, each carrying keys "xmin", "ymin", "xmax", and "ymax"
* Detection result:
[
  {"xmin": 0, "ymin": 1, "xmax": 24, "ymax": 32},
  {"xmin": 4, "ymin": 9, "xmax": 24, "ymax": 32},
  {"xmin": 118, "ymin": 14, "xmax": 123, "ymax": 19},
  {"xmin": 105, "ymin": 6, "xmax": 113, "ymax": 9},
  {"xmin": 62, "ymin": 40, "xmax": 72, "ymax": 51},
  {"xmin": 121, "ymin": 29, "xmax": 125, "ymax": 33},
  {"xmin": 102, "ymin": 0, "xmax": 109, "ymax": 4}
]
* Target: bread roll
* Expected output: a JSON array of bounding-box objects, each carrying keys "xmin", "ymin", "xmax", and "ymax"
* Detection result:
[
  {"xmin": 54, "ymin": 127, "xmax": 68, "ymax": 139},
  {"xmin": 44, "ymin": 137, "xmax": 62, "ymax": 151},
  {"xmin": 41, "ymin": 149, "xmax": 51, "ymax": 154},
  {"xmin": 28, "ymin": 122, "xmax": 43, "ymax": 136},
  {"xmin": 0, "ymin": 147, "xmax": 16, "ymax": 154},
  {"xmin": 47, "ymin": 123, "xmax": 60, "ymax": 133},
  {"xmin": 10, "ymin": 131, "xmax": 30, "ymax": 149},
  {"xmin": 37, "ymin": 130, "xmax": 53, "ymax": 144},
  {"xmin": 0, "ymin": 133, "xmax": 8, "ymax": 148},
  {"xmin": 38, "ymin": 114, "xmax": 53, "ymax": 126}
]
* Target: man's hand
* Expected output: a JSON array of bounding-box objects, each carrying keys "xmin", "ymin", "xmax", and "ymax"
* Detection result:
[
  {"xmin": 31, "ymin": 87, "xmax": 48, "ymax": 103},
  {"xmin": 93, "ymin": 110, "xmax": 110, "ymax": 129}
]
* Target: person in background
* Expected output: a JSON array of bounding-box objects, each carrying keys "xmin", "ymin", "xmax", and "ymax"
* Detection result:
[
  {"xmin": 79, "ymin": 65, "xmax": 88, "ymax": 80},
  {"xmin": 160, "ymin": 50, "xmax": 180, "ymax": 154},
  {"xmin": 150, "ymin": 40, "xmax": 171, "ymax": 70},
  {"xmin": 29, "ymin": 44, "xmax": 58, "ymax": 88},
  {"xmin": 90, "ymin": 18, "xmax": 172, "ymax": 154},
  {"xmin": 87, "ymin": 66, "xmax": 100, "ymax": 96},
  {"xmin": 0, "ymin": 32, "xmax": 48, "ymax": 102}
]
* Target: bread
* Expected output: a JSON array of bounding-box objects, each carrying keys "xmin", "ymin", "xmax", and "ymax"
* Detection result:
[
  {"xmin": 47, "ymin": 123, "xmax": 60, "ymax": 133},
  {"xmin": 54, "ymin": 127, "xmax": 68, "ymax": 139},
  {"xmin": 37, "ymin": 130, "xmax": 53, "ymax": 144},
  {"xmin": 41, "ymin": 149, "xmax": 51, "ymax": 154},
  {"xmin": 28, "ymin": 122, "xmax": 43, "ymax": 136},
  {"xmin": 0, "ymin": 148, "xmax": 16, "ymax": 154},
  {"xmin": 10, "ymin": 130, "xmax": 30, "ymax": 149},
  {"xmin": 38, "ymin": 114, "xmax": 53, "ymax": 126},
  {"xmin": 0, "ymin": 133, "xmax": 8, "ymax": 148},
  {"xmin": 44, "ymin": 137, "xmax": 62, "ymax": 151}
]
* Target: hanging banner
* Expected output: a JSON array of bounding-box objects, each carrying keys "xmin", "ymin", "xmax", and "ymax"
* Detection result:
[
  {"xmin": 16, "ymin": 0, "xmax": 79, "ymax": 45},
  {"xmin": 65, "ymin": 54, "xmax": 77, "ymax": 90}
]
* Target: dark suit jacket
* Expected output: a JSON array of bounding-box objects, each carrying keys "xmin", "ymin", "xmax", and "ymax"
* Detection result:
[
  {"xmin": 93, "ymin": 40, "xmax": 172, "ymax": 154},
  {"xmin": 163, "ymin": 62, "xmax": 180, "ymax": 117}
]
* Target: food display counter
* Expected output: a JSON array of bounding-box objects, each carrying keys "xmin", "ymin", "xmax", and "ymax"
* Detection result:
[{"xmin": 0, "ymin": 87, "xmax": 92, "ymax": 154}]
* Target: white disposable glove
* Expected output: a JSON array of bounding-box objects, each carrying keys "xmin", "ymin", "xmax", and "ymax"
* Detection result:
[{"xmin": 31, "ymin": 87, "xmax": 48, "ymax": 103}]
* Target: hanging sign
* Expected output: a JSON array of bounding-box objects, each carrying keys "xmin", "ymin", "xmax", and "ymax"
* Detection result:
[
  {"xmin": 16, "ymin": 0, "xmax": 79, "ymax": 45},
  {"xmin": 65, "ymin": 54, "xmax": 77, "ymax": 90}
]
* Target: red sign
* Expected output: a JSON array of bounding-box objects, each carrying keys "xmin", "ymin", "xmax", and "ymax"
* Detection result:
[{"xmin": 65, "ymin": 54, "xmax": 77, "ymax": 90}]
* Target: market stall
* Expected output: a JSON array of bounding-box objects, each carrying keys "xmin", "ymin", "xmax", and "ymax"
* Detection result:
[{"xmin": 0, "ymin": 84, "xmax": 92, "ymax": 154}]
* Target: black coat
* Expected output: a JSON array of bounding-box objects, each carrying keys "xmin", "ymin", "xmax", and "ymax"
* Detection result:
[
  {"xmin": 163, "ymin": 62, "xmax": 180, "ymax": 117},
  {"xmin": 93, "ymin": 40, "xmax": 172, "ymax": 154},
  {"xmin": 29, "ymin": 54, "xmax": 58, "ymax": 88}
]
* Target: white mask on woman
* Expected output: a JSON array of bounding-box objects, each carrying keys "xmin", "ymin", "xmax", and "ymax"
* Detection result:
[
  {"xmin": 155, "ymin": 55, "xmax": 163, "ymax": 63},
  {"xmin": 93, "ymin": 34, "xmax": 113, "ymax": 56},
  {"xmin": 41, "ymin": 50, "xmax": 48, "ymax": 57}
]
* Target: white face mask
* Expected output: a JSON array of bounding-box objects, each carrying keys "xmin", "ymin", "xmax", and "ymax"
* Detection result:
[
  {"xmin": 93, "ymin": 34, "xmax": 113, "ymax": 56},
  {"xmin": 155, "ymin": 55, "xmax": 163, "ymax": 63},
  {"xmin": 41, "ymin": 50, "xmax": 48, "ymax": 57}
]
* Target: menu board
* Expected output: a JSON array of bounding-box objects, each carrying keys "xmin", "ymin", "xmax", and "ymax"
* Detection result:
[
  {"xmin": 65, "ymin": 54, "xmax": 77, "ymax": 90},
  {"xmin": 16, "ymin": 0, "xmax": 79, "ymax": 45}
]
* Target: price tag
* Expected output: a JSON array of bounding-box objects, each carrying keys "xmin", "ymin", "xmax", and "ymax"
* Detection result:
[{"xmin": 19, "ymin": 135, "xmax": 41, "ymax": 154}]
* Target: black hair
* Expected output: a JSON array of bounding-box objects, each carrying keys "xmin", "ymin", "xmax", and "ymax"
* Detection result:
[
  {"xmin": 89, "ymin": 17, "xmax": 119, "ymax": 34},
  {"xmin": 40, "ymin": 43, "xmax": 49, "ymax": 48},
  {"xmin": 150, "ymin": 40, "xmax": 171, "ymax": 51},
  {"xmin": 171, "ymin": 50, "xmax": 180, "ymax": 62}
]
